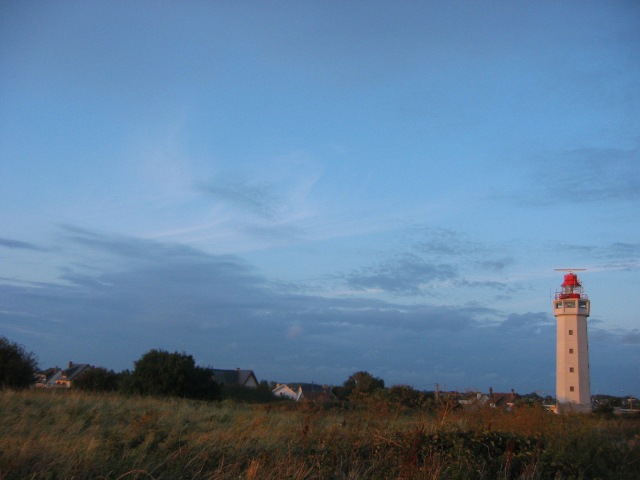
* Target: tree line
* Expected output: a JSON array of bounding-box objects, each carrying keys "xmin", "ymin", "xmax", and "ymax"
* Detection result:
[
  {"xmin": 1, "ymin": 336, "xmax": 445, "ymax": 411},
  {"xmin": 0, "ymin": 336, "xmax": 273, "ymax": 401},
  {"xmin": 1, "ymin": 336, "xmax": 430, "ymax": 406},
  {"xmin": 5, "ymin": 335, "xmax": 633, "ymax": 411}
]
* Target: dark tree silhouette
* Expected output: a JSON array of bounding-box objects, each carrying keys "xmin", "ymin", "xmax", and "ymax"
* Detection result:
[
  {"xmin": 74, "ymin": 367, "xmax": 119, "ymax": 392},
  {"xmin": 128, "ymin": 349, "xmax": 220, "ymax": 400},
  {"xmin": 334, "ymin": 371, "xmax": 385, "ymax": 401},
  {"xmin": 387, "ymin": 385, "xmax": 435, "ymax": 409},
  {"xmin": 0, "ymin": 336, "xmax": 38, "ymax": 389}
]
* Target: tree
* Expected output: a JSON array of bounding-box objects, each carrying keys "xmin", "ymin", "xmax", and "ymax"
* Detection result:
[
  {"xmin": 222, "ymin": 381, "xmax": 277, "ymax": 403},
  {"xmin": 128, "ymin": 349, "xmax": 220, "ymax": 400},
  {"xmin": 0, "ymin": 336, "xmax": 38, "ymax": 389},
  {"xmin": 387, "ymin": 385, "xmax": 435, "ymax": 410},
  {"xmin": 74, "ymin": 367, "xmax": 119, "ymax": 392},
  {"xmin": 334, "ymin": 371, "xmax": 385, "ymax": 402}
]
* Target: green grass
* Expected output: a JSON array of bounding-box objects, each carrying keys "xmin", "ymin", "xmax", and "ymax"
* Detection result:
[{"xmin": 1, "ymin": 390, "xmax": 638, "ymax": 479}]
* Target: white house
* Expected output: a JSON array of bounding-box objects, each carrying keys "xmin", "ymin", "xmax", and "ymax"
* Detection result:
[{"xmin": 272, "ymin": 383, "xmax": 303, "ymax": 401}]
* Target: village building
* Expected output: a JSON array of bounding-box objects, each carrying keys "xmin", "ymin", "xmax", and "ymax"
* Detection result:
[
  {"xmin": 37, "ymin": 361, "xmax": 92, "ymax": 388},
  {"xmin": 272, "ymin": 383, "xmax": 335, "ymax": 403},
  {"xmin": 211, "ymin": 368, "xmax": 259, "ymax": 388}
]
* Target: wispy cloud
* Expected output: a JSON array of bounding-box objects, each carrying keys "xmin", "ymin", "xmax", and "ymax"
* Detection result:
[
  {"xmin": 413, "ymin": 228, "xmax": 483, "ymax": 256},
  {"xmin": 344, "ymin": 253, "xmax": 457, "ymax": 296},
  {"xmin": 58, "ymin": 224, "xmax": 204, "ymax": 265},
  {"xmin": 475, "ymin": 258, "xmax": 515, "ymax": 272},
  {"xmin": 339, "ymin": 228, "xmax": 516, "ymax": 297},
  {"xmin": 554, "ymin": 241, "xmax": 640, "ymax": 271},
  {"xmin": 602, "ymin": 242, "xmax": 640, "ymax": 261},
  {"xmin": 198, "ymin": 177, "xmax": 283, "ymax": 220},
  {"xmin": 1, "ymin": 227, "xmax": 637, "ymax": 393},
  {"xmin": 621, "ymin": 330, "xmax": 640, "ymax": 345},
  {"xmin": 554, "ymin": 147, "xmax": 640, "ymax": 203},
  {"xmin": 190, "ymin": 163, "xmax": 318, "ymax": 249},
  {"xmin": 0, "ymin": 238, "xmax": 42, "ymax": 250},
  {"xmin": 515, "ymin": 146, "xmax": 640, "ymax": 206},
  {"xmin": 499, "ymin": 312, "xmax": 554, "ymax": 330}
]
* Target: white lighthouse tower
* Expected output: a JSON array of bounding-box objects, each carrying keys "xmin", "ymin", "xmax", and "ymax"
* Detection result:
[{"xmin": 553, "ymin": 270, "xmax": 592, "ymax": 413}]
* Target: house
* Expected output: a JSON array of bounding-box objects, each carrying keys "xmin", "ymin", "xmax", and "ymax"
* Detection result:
[
  {"xmin": 211, "ymin": 368, "xmax": 259, "ymax": 388},
  {"xmin": 457, "ymin": 388, "xmax": 520, "ymax": 411},
  {"xmin": 272, "ymin": 383, "xmax": 303, "ymax": 401},
  {"xmin": 34, "ymin": 367, "xmax": 61, "ymax": 388},
  {"xmin": 298, "ymin": 383, "xmax": 335, "ymax": 403},
  {"xmin": 272, "ymin": 383, "xmax": 335, "ymax": 403},
  {"xmin": 43, "ymin": 361, "xmax": 92, "ymax": 388},
  {"xmin": 458, "ymin": 392, "xmax": 490, "ymax": 408},
  {"xmin": 489, "ymin": 390, "xmax": 519, "ymax": 411},
  {"xmin": 487, "ymin": 388, "xmax": 519, "ymax": 411}
]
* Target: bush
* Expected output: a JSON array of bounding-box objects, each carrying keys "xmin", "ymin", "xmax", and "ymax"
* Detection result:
[
  {"xmin": 127, "ymin": 349, "xmax": 220, "ymax": 400},
  {"xmin": 221, "ymin": 383, "xmax": 279, "ymax": 403},
  {"xmin": 1, "ymin": 390, "xmax": 639, "ymax": 479},
  {"xmin": 386, "ymin": 385, "xmax": 436, "ymax": 410},
  {"xmin": 334, "ymin": 371, "xmax": 385, "ymax": 403},
  {"xmin": 74, "ymin": 367, "xmax": 119, "ymax": 392},
  {"xmin": 0, "ymin": 336, "xmax": 38, "ymax": 389}
]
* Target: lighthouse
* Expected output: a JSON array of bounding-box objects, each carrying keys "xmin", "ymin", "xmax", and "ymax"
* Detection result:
[{"xmin": 553, "ymin": 270, "xmax": 592, "ymax": 413}]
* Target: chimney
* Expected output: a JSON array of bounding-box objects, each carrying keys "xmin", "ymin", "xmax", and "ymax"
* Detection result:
[{"xmin": 68, "ymin": 361, "xmax": 73, "ymax": 369}]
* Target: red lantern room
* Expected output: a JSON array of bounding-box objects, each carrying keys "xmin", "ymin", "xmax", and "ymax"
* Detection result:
[{"xmin": 557, "ymin": 272, "xmax": 584, "ymax": 299}]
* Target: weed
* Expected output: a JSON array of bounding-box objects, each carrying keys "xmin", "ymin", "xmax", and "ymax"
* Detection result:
[{"xmin": 0, "ymin": 390, "xmax": 638, "ymax": 479}]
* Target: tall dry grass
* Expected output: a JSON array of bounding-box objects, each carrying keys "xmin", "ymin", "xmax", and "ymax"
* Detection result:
[{"xmin": 0, "ymin": 389, "xmax": 638, "ymax": 479}]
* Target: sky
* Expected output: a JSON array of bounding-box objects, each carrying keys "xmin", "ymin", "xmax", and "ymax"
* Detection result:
[{"xmin": 1, "ymin": 1, "xmax": 639, "ymax": 397}]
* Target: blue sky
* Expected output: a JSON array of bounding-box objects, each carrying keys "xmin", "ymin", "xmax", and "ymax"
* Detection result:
[{"xmin": 1, "ymin": 1, "xmax": 639, "ymax": 396}]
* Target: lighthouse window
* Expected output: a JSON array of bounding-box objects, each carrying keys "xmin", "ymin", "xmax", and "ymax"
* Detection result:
[
  {"xmin": 564, "ymin": 301, "xmax": 575, "ymax": 308},
  {"xmin": 570, "ymin": 386, "xmax": 575, "ymax": 392},
  {"xmin": 570, "ymin": 367, "xmax": 574, "ymax": 372},
  {"xmin": 569, "ymin": 348, "xmax": 574, "ymax": 354},
  {"xmin": 579, "ymin": 301, "xmax": 587, "ymax": 309},
  {"xmin": 555, "ymin": 302, "xmax": 562, "ymax": 309},
  {"xmin": 569, "ymin": 330, "xmax": 573, "ymax": 335}
]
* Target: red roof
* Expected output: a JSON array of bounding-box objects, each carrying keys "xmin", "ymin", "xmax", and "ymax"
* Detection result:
[{"xmin": 561, "ymin": 273, "xmax": 581, "ymax": 287}]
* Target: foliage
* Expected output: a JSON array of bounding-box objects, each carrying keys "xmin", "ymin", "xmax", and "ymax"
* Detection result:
[
  {"xmin": 386, "ymin": 384, "xmax": 436, "ymax": 410},
  {"xmin": 593, "ymin": 399, "xmax": 615, "ymax": 415},
  {"xmin": 1, "ymin": 389, "xmax": 639, "ymax": 479},
  {"xmin": 73, "ymin": 367, "xmax": 119, "ymax": 392},
  {"xmin": 0, "ymin": 336, "xmax": 38, "ymax": 390},
  {"xmin": 515, "ymin": 391, "xmax": 550, "ymax": 406},
  {"xmin": 127, "ymin": 349, "xmax": 220, "ymax": 400},
  {"xmin": 333, "ymin": 370, "xmax": 385, "ymax": 402},
  {"xmin": 593, "ymin": 394, "xmax": 639, "ymax": 409},
  {"xmin": 221, "ymin": 381, "xmax": 278, "ymax": 403}
]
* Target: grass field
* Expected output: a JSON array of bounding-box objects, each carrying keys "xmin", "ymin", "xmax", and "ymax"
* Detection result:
[{"xmin": 1, "ymin": 389, "xmax": 638, "ymax": 479}]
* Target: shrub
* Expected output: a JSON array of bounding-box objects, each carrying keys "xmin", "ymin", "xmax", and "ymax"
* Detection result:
[
  {"xmin": 386, "ymin": 384, "xmax": 436, "ymax": 411},
  {"xmin": 73, "ymin": 367, "xmax": 119, "ymax": 392},
  {"xmin": 127, "ymin": 349, "xmax": 220, "ymax": 400},
  {"xmin": 0, "ymin": 390, "xmax": 639, "ymax": 479},
  {"xmin": 0, "ymin": 336, "xmax": 38, "ymax": 389},
  {"xmin": 334, "ymin": 370, "xmax": 385, "ymax": 403},
  {"xmin": 222, "ymin": 382, "xmax": 278, "ymax": 403}
]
